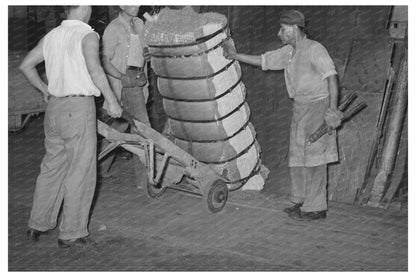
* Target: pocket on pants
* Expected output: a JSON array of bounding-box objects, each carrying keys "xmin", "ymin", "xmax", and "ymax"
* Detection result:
[
  {"xmin": 57, "ymin": 100, "xmax": 95, "ymax": 141},
  {"xmin": 59, "ymin": 110, "xmax": 88, "ymax": 141}
]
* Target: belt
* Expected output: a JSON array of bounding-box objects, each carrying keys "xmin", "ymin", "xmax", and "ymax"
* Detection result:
[
  {"xmin": 51, "ymin": 95, "xmax": 92, "ymax": 98},
  {"xmin": 127, "ymin": 66, "xmax": 142, "ymax": 71}
]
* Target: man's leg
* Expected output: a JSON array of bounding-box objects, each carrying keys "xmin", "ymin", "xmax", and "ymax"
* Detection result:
[
  {"xmin": 28, "ymin": 104, "xmax": 68, "ymax": 233},
  {"xmin": 57, "ymin": 98, "xmax": 97, "ymax": 241},
  {"xmin": 284, "ymin": 167, "xmax": 307, "ymax": 215},
  {"xmin": 290, "ymin": 164, "xmax": 327, "ymax": 220},
  {"xmin": 301, "ymin": 164, "xmax": 328, "ymax": 212},
  {"xmin": 289, "ymin": 167, "xmax": 307, "ymax": 204},
  {"xmin": 121, "ymin": 86, "xmax": 150, "ymax": 188},
  {"xmin": 121, "ymin": 86, "xmax": 150, "ymax": 126}
]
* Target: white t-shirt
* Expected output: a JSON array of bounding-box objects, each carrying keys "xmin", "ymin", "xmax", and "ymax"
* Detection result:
[{"xmin": 43, "ymin": 20, "xmax": 100, "ymax": 97}]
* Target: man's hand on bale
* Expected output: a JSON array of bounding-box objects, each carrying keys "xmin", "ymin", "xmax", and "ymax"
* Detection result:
[{"xmin": 222, "ymin": 39, "xmax": 236, "ymax": 60}]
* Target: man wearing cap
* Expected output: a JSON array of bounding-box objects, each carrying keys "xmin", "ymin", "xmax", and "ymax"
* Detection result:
[
  {"xmin": 98, "ymin": 5, "xmax": 151, "ymax": 180},
  {"xmin": 222, "ymin": 10, "xmax": 342, "ymax": 221}
]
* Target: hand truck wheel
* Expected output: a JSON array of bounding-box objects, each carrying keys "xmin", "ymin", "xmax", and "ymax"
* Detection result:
[
  {"xmin": 203, "ymin": 179, "xmax": 228, "ymax": 213},
  {"xmin": 143, "ymin": 178, "xmax": 167, "ymax": 199}
]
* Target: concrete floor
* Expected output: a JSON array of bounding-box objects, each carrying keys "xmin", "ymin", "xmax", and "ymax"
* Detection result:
[{"xmin": 8, "ymin": 115, "xmax": 408, "ymax": 271}]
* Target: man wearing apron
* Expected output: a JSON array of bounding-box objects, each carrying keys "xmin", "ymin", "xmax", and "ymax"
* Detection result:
[
  {"xmin": 223, "ymin": 10, "xmax": 343, "ymax": 221},
  {"xmin": 100, "ymin": 6, "xmax": 150, "ymax": 183}
]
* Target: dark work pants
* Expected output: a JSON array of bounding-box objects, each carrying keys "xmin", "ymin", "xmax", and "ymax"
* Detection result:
[{"xmin": 99, "ymin": 76, "xmax": 150, "ymax": 187}]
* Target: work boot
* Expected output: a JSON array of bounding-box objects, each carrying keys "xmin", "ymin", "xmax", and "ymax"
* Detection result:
[
  {"xmin": 283, "ymin": 202, "xmax": 303, "ymax": 216},
  {"xmin": 27, "ymin": 228, "xmax": 48, "ymax": 242},
  {"xmin": 290, "ymin": 210, "xmax": 327, "ymax": 221},
  {"xmin": 58, "ymin": 236, "xmax": 94, "ymax": 248}
]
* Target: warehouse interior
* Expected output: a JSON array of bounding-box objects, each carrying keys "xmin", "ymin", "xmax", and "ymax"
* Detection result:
[{"xmin": 8, "ymin": 5, "xmax": 408, "ymax": 271}]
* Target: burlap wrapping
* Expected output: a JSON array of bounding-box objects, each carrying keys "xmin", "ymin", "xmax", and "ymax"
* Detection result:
[{"xmin": 145, "ymin": 8, "xmax": 268, "ymax": 190}]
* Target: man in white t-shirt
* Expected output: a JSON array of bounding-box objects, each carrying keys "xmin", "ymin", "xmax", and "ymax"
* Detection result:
[{"xmin": 19, "ymin": 5, "xmax": 122, "ymax": 248}]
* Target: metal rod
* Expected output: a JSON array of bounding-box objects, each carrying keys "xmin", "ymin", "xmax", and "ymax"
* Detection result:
[
  {"xmin": 368, "ymin": 48, "xmax": 407, "ymax": 206},
  {"xmin": 354, "ymin": 66, "xmax": 395, "ymax": 204},
  {"xmin": 149, "ymin": 141, "xmax": 155, "ymax": 184},
  {"xmin": 143, "ymin": 142, "xmax": 152, "ymax": 184},
  {"xmin": 306, "ymin": 92, "xmax": 357, "ymax": 145},
  {"xmin": 306, "ymin": 102, "xmax": 367, "ymax": 145},
  {"xmin": 154, "ymin": 153, "xmax": 171, "ymax": 185},
  {"xmin": 338, "ymin": 92, "xmax": 357, "ymax": 111}
]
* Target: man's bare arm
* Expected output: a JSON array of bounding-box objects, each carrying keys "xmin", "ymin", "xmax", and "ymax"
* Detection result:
[
  {"xmin": 19, "ymin": 38, "xmax": 49, "ymax": 102},
  {"xmin": 327, "ymin": 74, "xmax": 339, "ymax": 109},
  {"xmin": 222, "ymin": 40, "xmax": 262, "ymax": 67},
  {"xmin": 102, "ymin": 53, "xmax": 147, "ymax": 87},
  {"xmin": 232, "ymin": 53, "xmax": 262, "ymax": 66},
  {"xmin": 82, "ymin": 32, "xmax": 122, "ymax": 117},
  {"xmin": 102, "ymin": 55, "xmax": 123, "ymax": 79},
  {"xmin": 324, "ymin": 74, "xmax": 342, "ymax": 130}
]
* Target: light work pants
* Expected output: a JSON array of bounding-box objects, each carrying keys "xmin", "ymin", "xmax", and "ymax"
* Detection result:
[
  {"xmin": 289, "ymin": 165, "xmax": 328, "ymax": 212},
  {"xmin": 28, "ymin": 96, "xmax": 97, "ymax": 240}
]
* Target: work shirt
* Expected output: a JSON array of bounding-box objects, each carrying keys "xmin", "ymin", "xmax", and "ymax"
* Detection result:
[
  {"xmin": 261, "ymin": 36, "xmax": 336, "ymax": 103},
  {"xmin": 261, "ymin": 36, "xmax": 338, "ymax": 167},
  {"xmin": 102, "ymin": 14, "xmax": 148, "ymax": 103},
  {"xmin": 43, "ymin": 20, "xmax": 100, "ymax": 97}
]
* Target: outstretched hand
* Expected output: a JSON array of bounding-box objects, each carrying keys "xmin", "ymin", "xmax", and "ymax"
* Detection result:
[{"xmin": 222, "ymin": 39, "xmax": 236, "ymax": 60}]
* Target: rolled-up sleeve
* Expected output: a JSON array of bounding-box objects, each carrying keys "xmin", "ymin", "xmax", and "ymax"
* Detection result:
[
  {"xmin": 261, "ymin": 45, "xmax": 291, "ymax": 71},
  {"xmin": 311, "ymin": 43, "xmax": 337, "ymax": 80},
  {"xmin": 102, "ymin": 23, "xmax": 118, "ymax": 60}
]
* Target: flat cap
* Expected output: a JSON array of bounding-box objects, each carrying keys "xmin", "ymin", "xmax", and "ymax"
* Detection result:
[{"xmin": 280, "ymin": 10, "xmax": 305, "ymax": 28}]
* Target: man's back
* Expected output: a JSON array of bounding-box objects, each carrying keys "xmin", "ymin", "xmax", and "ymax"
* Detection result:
[{"xmin": 44, "ymin": 20, "xmax": 100, "ymax": 97}]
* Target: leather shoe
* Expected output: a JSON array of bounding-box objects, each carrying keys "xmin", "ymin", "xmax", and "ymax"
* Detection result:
[
  {"xmin": 290, "ymin": 210, "xmax": 327, "ymax": 221},
  {"xmin": 283, "ymin": 203, "xmax": 303, "ymax": 216},
  {"xmin": 58, "ymin": 237, "xmax": 93, "ymax": 248},
  {"xmin": 27, "ymin": 228, "xmax": 47, "ymax": 242}
]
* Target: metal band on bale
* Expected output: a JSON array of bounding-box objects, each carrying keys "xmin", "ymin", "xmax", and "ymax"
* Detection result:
[
  {"xmin": 162, "ymin": 77, "xmax": 242, "ymax": 103},
  {"xmin": 148, "ymin": 24, "xmax": 228, "ymax": 48},
  {"xmin": 203, "ymin": 139, "xmax": 256, "ymax": 165},
  {"xmin": 151, "ymin": 37, "xmax": 229, "ymax": 59},
  {"xmin": 171, "ymin": 119, "xmax": 251, "ymax": 143},
  {"xmin": 156, "ymin": 60, "xmax": 235, "ymax": 80},
  {"xmin": 227, "ymin": 159, "xmax": 262, "ymax": 191},
  {"xmin": 167, "ymin": 99, "xmax": 245, "ymax": 123}
]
